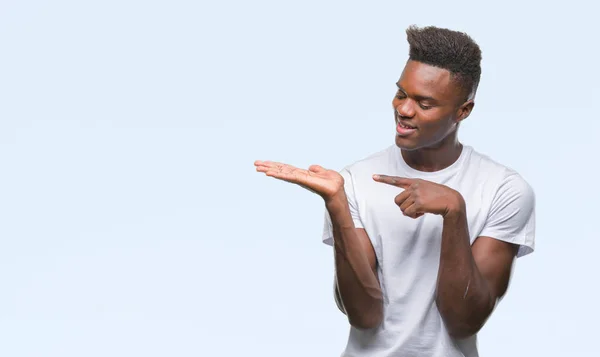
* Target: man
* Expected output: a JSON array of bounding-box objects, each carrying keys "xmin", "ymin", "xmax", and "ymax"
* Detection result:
[{"xmin": 254, "ymin": 25, "xmax": 535, "ymax": 357}]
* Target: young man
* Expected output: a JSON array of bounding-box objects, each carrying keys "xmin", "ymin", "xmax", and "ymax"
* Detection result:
[{"xmin": 255, "ymin": 25, "xmax": 535, "ymax": 357}]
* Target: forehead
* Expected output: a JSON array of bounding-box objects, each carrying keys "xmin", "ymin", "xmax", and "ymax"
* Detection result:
[{"xmin": 397, "ymin": 60, "xmax": 459, "ymax": 100}]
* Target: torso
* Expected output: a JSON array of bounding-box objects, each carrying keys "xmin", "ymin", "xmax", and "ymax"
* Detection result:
[{"xmin": 331, "ymin": 144, "xmax": 519, "ymax": 357}]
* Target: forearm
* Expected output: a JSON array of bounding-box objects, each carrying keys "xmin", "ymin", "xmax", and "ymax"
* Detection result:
[
  {"xmin": 327, "ymin": 193, "xmax": 383, "ymax": 329},
  {"xmin": 436, "ymin": 208, "xmax": 495, "ymax": 338}
]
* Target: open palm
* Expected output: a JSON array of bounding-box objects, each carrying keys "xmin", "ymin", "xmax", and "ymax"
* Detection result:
[{"xmin": 254, "ymin": 160, "xmax": 344, "ymax": 200}]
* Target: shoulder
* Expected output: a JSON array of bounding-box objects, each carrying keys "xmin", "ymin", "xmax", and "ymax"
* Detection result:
[
  {"xmin": 466, "ymin": 147, "xmax": 536, "ymax": 227},
  {"xmin": 341, "ymin": 145, "xmax": 397, "ymax": 177},
  {"xmin": 465, "ymin": 146, "xmax": 535, "ymax": 200},
  {"xmin": 466, "ymin": 148, "xmax": 536, "ymax": 256},
  {"xmin": 333, "ymin": 146, "xmax": 397, "ymax": 195}
]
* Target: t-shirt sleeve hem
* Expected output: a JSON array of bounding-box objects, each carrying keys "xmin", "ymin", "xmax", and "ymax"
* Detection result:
[
  {"xmin": 477, "ymin": 230, "xmax": 535, "ymax": 258},
  {"xmin": 322, "ymin": 219, "xmax": 364, "ymax": 246}
]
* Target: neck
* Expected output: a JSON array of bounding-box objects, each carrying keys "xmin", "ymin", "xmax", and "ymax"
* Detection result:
[{"xmin": 401, "ymin": 132, "xmax": 463, "ymax": 172}]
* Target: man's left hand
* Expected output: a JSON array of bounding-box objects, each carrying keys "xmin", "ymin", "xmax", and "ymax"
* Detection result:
[{"xmin": 373, "ymin": 174, "xmax": 465, "ymax": 219}]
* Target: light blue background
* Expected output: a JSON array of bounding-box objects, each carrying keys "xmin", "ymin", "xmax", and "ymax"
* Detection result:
[{"xmin": 1, "ymin": 1, "xmax": 598, "ymax": 356}]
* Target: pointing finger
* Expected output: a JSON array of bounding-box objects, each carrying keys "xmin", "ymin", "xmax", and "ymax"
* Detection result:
[{"xmin": 373, "ymin": 174, "xmax": 413, "ymax": 188}]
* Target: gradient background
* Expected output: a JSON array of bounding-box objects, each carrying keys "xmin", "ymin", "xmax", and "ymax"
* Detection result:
[{"xmin": 1, "ymin": 1, "xmax": 598, "ymax": 356}]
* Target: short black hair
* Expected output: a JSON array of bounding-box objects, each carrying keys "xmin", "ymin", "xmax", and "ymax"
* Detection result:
[{"xmin": 406, "ymin": 25, "xmax": 482, "ymax": 100}]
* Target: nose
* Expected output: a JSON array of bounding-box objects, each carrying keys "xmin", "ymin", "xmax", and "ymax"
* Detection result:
[{"xmin": 395, "ymin": 99, "xmax": 415, "ymax": 119}]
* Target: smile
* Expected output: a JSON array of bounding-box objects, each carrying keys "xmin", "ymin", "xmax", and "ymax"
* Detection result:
[
  {"xmin": 398, "ymin": 122, "xmax": 416, "ymax": 129},
  {"xmin": 396, "ymin": 121, "xmax": 417, "ymax": 136}
]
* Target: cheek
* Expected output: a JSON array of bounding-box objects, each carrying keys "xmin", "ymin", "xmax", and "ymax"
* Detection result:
[
  {"xmin": 418, "ymin": 111, "xmax": 456, "ymax": 135},
  {"xmin": 419, "ymin": 110, "xmax": 445, "ymax": 125}
]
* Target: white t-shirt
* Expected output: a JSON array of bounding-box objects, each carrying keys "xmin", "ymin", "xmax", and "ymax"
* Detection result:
[{"xmin": 322, "ymin": 144, "xmax": 535, "ymax": 357}]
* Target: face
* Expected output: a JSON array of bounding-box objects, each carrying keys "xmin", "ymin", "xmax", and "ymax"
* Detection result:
[{"xmin": 393, "ymin": 60, "xmax": 474, "ymax": 150}]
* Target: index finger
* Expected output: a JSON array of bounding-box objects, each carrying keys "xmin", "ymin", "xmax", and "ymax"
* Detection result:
[{"xmin": 372, "ymin": 174, "xmax": 413, "ymax": 188}]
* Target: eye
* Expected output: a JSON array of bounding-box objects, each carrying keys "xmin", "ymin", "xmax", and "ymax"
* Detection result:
[
  {"xmin": 419, "ymin": 102, "xmax": 433, "ymax": 110},
  {"xmin": 395, "ymin": 90, "xmax": 406, "ymax": 99}
]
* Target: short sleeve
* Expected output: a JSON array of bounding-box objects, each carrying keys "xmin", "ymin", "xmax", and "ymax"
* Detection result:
[
  {"xmin": 479, "ymin": 173, "xmax": 536, "ymax": 258},
  {"xmin": 322, "ymin": 168, "xmax": 364, "ymax": 246}
]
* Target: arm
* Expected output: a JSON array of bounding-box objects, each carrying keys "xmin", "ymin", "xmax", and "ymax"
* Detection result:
[
  {"xmin": 435, "ymin": 174, "xmax": 535, "ymax": 338},
  {"xmin": 372, "ymin": 173, "xmax": 535, "ymax": 339},
  {"xmin": 435, "ymin": 205, "xmax": 518, "ymax": 339},
  {"xmin": 254, "ymin": 161, "xmax": 383, "ymax": 329},
  {"xmin": 327, "ymin": 193, "xmax": 382, "ymax": 329}
]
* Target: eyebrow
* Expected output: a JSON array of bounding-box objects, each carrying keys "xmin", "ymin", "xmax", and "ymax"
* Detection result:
[{"xmin": 396, "ymin": 83, "xmax": 438, "ymax": 103}]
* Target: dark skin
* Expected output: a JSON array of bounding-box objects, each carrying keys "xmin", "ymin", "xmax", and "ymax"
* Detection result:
[
  {"xmin": 372, "ymin": 175, "xmax": 518, "ymax": 338},
  {"xmin": 252, "ymin": 162, "xmax": 382, "ymax": 329},
  {"xmin": 255, "ymin": 59, "xmax": 518, "ymax": 337}
]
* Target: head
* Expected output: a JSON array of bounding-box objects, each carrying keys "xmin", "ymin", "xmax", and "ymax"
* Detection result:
[{"xmin": 393, "ymin": 25, "xmax": 482, "ymax": 151}]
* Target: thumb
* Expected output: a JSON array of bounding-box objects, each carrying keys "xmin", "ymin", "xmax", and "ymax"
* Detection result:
[{"xmin": 308, "ymin": 165, "xmax": 326, "ymax": 173}]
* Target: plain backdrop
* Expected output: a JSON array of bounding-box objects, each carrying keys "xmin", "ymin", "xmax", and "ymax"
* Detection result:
[{"xmin": 1, "ymin": 1, "xmax": 598, "ymax": 356}]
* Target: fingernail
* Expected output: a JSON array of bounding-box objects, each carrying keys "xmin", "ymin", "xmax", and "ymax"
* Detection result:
[{"xmin": 373, "ymin": 174, "xmax": 380, "ymax": 180}]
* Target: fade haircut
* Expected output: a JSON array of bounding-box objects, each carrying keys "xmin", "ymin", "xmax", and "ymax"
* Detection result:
[{"xmin": 406, "ymin": 25, "xmax": 482, "ymax": 101}]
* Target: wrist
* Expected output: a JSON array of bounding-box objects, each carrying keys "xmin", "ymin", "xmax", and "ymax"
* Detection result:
[
  {"xmin": 443, "ymin": 192, "xmax": 466, "ymax": 219},
  {"xmin": 324, "ymin": 190, "xmax": 353, "ymax": 223},
  {"xmin": 324, "ymin": 190, "xmax": 347, "ymax": 207}
]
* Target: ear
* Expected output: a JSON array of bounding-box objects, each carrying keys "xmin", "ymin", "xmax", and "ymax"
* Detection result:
[{"xmin": 456, "ymin": 100, "xmax": 475, "ymax": 123}]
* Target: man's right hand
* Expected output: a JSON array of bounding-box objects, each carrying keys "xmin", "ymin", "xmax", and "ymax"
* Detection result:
[
  {"xmin": 254, "ymin": 160, "xmax": 344, "ymax": 202},
  {"xmin": 255, "ymin": 159, "xmax": 383, "ymax": 329}
]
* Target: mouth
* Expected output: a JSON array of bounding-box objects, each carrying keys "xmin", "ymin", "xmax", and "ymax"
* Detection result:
[{"xmin": 396, "ymin": 120, "xmax": 417, "ymax": 136}]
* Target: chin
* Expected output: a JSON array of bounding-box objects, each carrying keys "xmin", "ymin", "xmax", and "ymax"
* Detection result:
[{"xmin": 395, "ymin": 135, "xmax": 421, "ymax": 151}]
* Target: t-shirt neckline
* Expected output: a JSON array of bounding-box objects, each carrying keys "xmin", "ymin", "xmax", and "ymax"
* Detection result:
[{"xmin": 394, "ymin": 144, "xmax": 471, "ymax": 179}]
